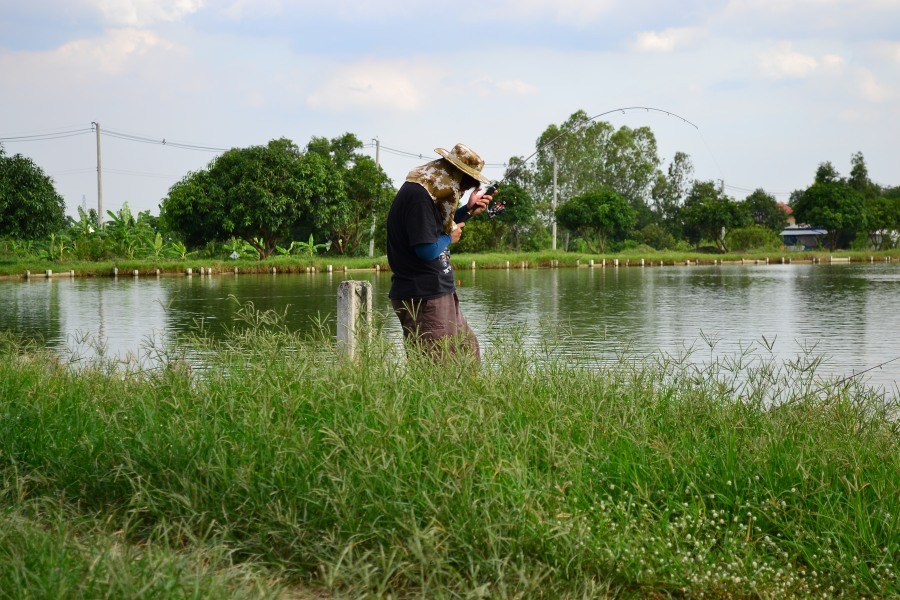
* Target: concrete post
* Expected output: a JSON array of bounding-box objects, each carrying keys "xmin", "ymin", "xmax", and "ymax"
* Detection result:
[{"xmin": 337, "ymin": 280, "xmax": 373, "ymax": 359}]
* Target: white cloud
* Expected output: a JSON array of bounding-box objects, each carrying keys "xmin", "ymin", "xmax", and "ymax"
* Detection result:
[
  {"xmin": 821, "ymin": 53, "xmax": 846, "ymax": 73},
  {"xmin": 758, "ymin": 42, "xmax": 820, "ymax": 79},
  {"xmin": 633, "ymin": 27, "xmax": 706, "ymax": 53},
  {"xmin": 219, "ymin": 0, "xmax": 617, "ymax": 25},
  {"xmin": 722, "ymin": 0, "xmax": 900, "ymax": 38},
  {"xmin": 468, "ymin": 77, "xmax": 539, "ymax": 96},
  {"xmin": 306, "ymin": 61, "xmax": 426, "ymax": 112},
  {"xmin": 222, "ymin": 0, "xmax": 283, "ymax": 20},
  {"xmin": 91, "ymin": 0, "xmax": 206, "ymax": 27},
  {"xmin": 873, "ymin": 41, "xmax": 900, "ymax": 64},
  {"xmin": 67, "ymin": 28, "xmax": 173, "ymax": 73},
  {"xmin": 1, "ymin": 28, "xmax": 175, "ymax": 77},
  {"xmin": 857, "ymin": 69, "xmax": 891, "ymax": 102},
  {"xmin": 499, "ymin": 0, "xmax": 618, "ymax": 25}
]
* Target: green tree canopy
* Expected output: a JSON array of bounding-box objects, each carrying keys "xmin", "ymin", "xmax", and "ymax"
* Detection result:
[
  {"xmin": 865, "ymin": 194, "xmax": 900, "ymax": 249},
  {"xmin": 555, "ymin": 188, "xmax": 635, "ymax": 253},
  {"xmin": 305, "ymin": 133, "xmax": 394, "ymax": 255},
  {"xmin": 0, "ymin": 146, "xmax": 67, "ymax": 239},
  {"xmin": 160, "ymin": 138, "xmax": 340, "ymax": 259},
  {"xmin": 848, "ymin": 151, "xmax": 880, "ymax": 202},
  {"xmin": 651, "ymin": 151, "xmax": 694, "ymax": 235},
  {"xmin": 792, "ymin": 160, "xmax": 868, "ymax": 250},
  {"xmin": 743, "ymin": 188, "xmax": 788, "ymax": 232},
  {"xmin": 454, "ymin": 181, "xmax": 538, "ymax": 252},
  {"xmin": 531, "ymin": 110, "xmax": 662, "ymax": 219},
  {"xmin": 680, "ymin": 181, "xmax": 747, "ymax": 252}
]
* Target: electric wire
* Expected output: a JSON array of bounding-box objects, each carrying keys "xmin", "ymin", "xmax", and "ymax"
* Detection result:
[
  {"xmin": 100, "ymin": 127, "xmax": 228, "ymax": 153},
  {"xmin": 0, "ymin": 128, "xmax": 94, "ymax": 142}
]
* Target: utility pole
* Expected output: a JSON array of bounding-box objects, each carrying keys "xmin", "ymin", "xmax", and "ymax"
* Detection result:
[
  {"xmin": 551, "ymin": 154, "xmax": 558, "ymax": 251},
  {"xmin": 92, "ymin": 121, "xmax": 103, "ymax": 227},
  {"xmin": 368, "ymin": 138, "xmax": 380, "ymax": 258}
]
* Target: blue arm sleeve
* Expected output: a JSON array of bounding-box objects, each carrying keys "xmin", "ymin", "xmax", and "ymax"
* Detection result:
[
  {"xmin": 454, "ymin": 205, "xmax": 472, "ymax": 224},
  {"xmin": 414, "ymin": 233, "xmax": 452, "ymax": 261}
]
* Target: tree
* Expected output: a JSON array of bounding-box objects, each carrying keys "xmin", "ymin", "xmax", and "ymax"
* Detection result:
[
  {"xmin": 454, "ymin": 181, "xmax": 538, "ymax": 252},
  {"xmin": 846, "ymin": 152, "xmax": 895, "ymax": 249},
  {"xmin": 530, "ymin": 110, "xmax": 662, "ymax": 225},
  {"xmin": 305, "ymin": 134, "xmax": 394, "ymax": 255},
  {"xmin": 849, "ymin": 151, "xmax": 880, "ymax": 202},
  {"xmin": 792, "ymin": 161, "xmax": 868, "ymax": 250},
  {"xmin": 104, "ymin": 203, "xmax": 143, "ymax": 258},
  {"xmin": 555, "ymin": 188, "xmax": 635, "ymax": 253},
  {"xmin": 651, "ymin": 151, "xmax": 694, "ymax": 234},
  {"xmin": 492, "ymin": 181, "xmax": 537, "ymax": 250},
  {"xmin": 680, "ymin": 181, "xmax": 747, "ymax": 252},
  {"xmin": 0, "ymin": 146, "xmax": 66, "ymax": 239},
  {"xmin": 866, "ymin": 194, "xmax": 900, "ymax": 249},
  {"xmin": 161, "ymin": 138, "xmax": 339, "ymax": 259},
  {"xmin": 743, "ymin": 188, "xmax": 788, "ymax": 232}
]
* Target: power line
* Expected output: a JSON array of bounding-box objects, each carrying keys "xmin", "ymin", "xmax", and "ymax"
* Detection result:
[
  {"xmin": 51, "ymin": 167, "xmax": 97, "ymax": 176},
  {"xmin": 100, "ymin": 127, "xmax": 229, "ymax": 153},
  {"xmin": 104, "ymin": 167, "xmax": 183, "ymax": 180},
  {"xmin": 0, "ymin": 128, "xmax": 94, "ymax": 143},
  {"xmin": 0, "ymin": 124, "xmax": 228, "ymax": 153},
  {"xmin": 365, "ymin": 142, "xmax": 507, "ymax": 168}
]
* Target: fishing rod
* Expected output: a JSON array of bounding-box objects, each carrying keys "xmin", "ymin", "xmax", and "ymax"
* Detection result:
[
  {"xmin": 808, "ymin": 354, "xmax": 900, "ymax": 398},
  {"xmin": 481, "ymin": 106, "xmax": 700, "ymax": 217}
]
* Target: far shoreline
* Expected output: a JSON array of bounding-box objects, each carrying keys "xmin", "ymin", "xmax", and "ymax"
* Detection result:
[{"xmin": 1, "ymin": 248, "xmax": 897, "ymax": 281}]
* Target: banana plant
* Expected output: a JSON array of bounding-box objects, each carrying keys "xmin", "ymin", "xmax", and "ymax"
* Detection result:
[
  {"xmin": 292, "ymin": 234, "xmax": 331, "ymax": 258},
  {"xmin": 168, "ymin": 240, "xmax": 192, "ymax": 260},
  {"xmin": 147, "ymin": 233, "xmax": 166, "ymax": 259},
  {"xmin": 224, "ymin": 237, "xmax": 255, "ymax": 259},
  {"xmin": 39, "ymin": 232, "xmax": 69, "ymax": 261}
]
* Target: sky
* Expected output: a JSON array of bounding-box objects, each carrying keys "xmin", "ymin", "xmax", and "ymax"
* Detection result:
[{"xmin": 1, "ymin": 0, "xmax": 898, "ymax": 219}]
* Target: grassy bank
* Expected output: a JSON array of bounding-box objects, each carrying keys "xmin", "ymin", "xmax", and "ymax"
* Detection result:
[
  {"xmin": 1, "ymin": 248, "xmax": 898, "ymax": 279},
  {"xmin": 0, "ymin": 321, "xmax": 897, "ymax": 598}
]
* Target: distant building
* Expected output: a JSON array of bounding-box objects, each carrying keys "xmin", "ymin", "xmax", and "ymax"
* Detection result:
[{"xmin": 780, "ymin": 226, "xmax": 826, "ymax": 250}]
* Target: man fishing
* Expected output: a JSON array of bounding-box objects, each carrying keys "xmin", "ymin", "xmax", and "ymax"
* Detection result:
[{"xmin": 386, "ymin": 143, "xmax": 496, "ymax": 360}]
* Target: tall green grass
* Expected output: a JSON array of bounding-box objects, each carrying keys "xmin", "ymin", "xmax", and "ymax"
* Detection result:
[{"xmin": 0, "ymin": 316, "xmax": 897, "ymax": 598}]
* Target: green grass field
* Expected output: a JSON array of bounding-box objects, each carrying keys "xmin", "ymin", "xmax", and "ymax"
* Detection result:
[{"xmin": 0, "ymin": 314, "xmax": 897, "ymax": 598}]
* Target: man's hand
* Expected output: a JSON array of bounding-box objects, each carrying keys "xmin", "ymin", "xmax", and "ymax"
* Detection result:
[
  {"xmin": 450, "ymin": 221, "xmax": 465, "ymax": 244},
  {"xmin": 466, "ymin": 187, "xmax": 493, "ymax": 216}
]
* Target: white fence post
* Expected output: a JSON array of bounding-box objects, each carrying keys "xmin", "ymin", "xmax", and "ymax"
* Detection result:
[{"xmin": 337, "ymin": 280, "xmax": 373, "ymax": 358}]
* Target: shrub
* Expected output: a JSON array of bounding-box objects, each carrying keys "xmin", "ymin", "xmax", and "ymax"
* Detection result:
[{"xmin": 726, "ymin": 226, "xmax": 782, "ymax": 251}]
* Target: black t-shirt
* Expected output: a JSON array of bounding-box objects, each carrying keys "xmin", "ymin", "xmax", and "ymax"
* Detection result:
[{"xmin": 387, "ymin": 182, "xmax": 456, "ymax": 300}]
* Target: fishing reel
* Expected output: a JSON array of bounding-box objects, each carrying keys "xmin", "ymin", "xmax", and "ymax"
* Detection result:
[{"xmin": 483, "ymin": 181, "xmax": 505, "ymax": 219}]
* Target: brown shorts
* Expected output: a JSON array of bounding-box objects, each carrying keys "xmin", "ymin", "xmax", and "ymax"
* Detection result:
[{"xmin": 391, "ymin": 292, "xmax": 481, "ymax": 360}]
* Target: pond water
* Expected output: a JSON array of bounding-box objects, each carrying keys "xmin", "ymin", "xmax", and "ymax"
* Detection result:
[{"xmin": 1, "ymin": 263, "xmax": 898, "ymax": 393}]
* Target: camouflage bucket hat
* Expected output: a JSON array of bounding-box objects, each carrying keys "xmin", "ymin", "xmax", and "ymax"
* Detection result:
[{"xmin": 434, "ymin": 143, "xmax": 491, "ymax": 184}]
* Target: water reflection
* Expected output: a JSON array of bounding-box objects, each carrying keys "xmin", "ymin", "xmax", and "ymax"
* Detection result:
[{"xmin": 0, "ymin": 264, "xmax": 897, "ymax": 392}]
